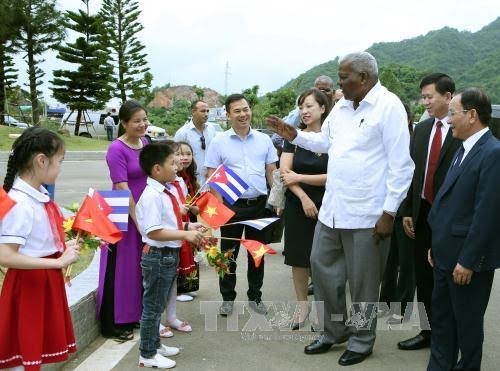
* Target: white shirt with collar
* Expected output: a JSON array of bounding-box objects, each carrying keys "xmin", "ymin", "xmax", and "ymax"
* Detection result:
[
  {"xmin": 136, "ymin": 177, "xmax": 182, "ymax": 248},
  {"xmin": 421, "ymin": 116, "xmax": 451, "ymax": 198},
  {"xmin": 292, "ymin": 81, "xmax": 414, "ymax": 229},
  {"xmin": 0, "ymin": 177, "xmax": 58, "ymax": 257},
  {"xmin": 205, "ymin": 127, "xmax": 278, "ymax": 198},
  {"xmin": 174, "ymin": 120, "xmax": 217, "ymax": 185},
  {"xmin": 460, "ymin": 127, "xmax": 490, "ymax": 165}
]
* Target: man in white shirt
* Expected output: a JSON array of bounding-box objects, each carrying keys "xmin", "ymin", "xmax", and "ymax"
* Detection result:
[
  {"xmin": 267, "ymin": 51, "xmax": 414, "ymax": 366},
  {"xmin": 174, "ymin": 101, "xmax": 216, "ymax": 185},
  {"xmin": 103, "ymin": 112, "xmax": 115, "ymax": 141}
]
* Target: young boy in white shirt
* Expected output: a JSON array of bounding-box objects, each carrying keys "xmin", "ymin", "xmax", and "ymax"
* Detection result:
[{"xmin": 136, "ymin": 142, "xmax": 206, "ymax": 369}]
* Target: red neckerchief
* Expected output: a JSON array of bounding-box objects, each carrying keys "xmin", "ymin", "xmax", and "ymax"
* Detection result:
[
  {"xmin": 44, "ymin": 200, "xmax": 66, "ymax": 253},
  {"xmin": 163, "ymin": 188, "xmax": 183, "ymax": 230},
  {"xmin": 180, "ymin": 170, "xmax": 195, "ymax": 197}
]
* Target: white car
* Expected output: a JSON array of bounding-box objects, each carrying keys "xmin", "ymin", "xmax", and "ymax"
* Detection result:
[{"xmin": 2, "ymin": 115, "xmax": 29, "ymax": 129}]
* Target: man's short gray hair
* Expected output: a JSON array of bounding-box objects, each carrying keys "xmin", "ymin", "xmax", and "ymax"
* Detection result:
[
  {"xmin": 314, "ymin": 75, "xmax": 333, "ymax": 88},
  {"xmin": 340, "ymin": 52, "xmax": 378, "ymax": 79}
]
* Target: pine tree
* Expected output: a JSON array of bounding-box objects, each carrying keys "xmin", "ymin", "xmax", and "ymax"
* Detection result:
[
  {"xmin": 100, "ymin": 0, "xmax": 151, "ymax": 103},
  {"xmin": 0, "ymin": 0, "xmax": 22, "ymax": 125},
  {"xmin": 51, "ymin": 0, "xmax": 113, "ymax": 136},
  {"xmin": 17, "ymin": 0, "xmax": 64, "ymax": 125}
]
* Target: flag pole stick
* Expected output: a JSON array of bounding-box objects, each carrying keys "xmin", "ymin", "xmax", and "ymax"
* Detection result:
[
  {"xmin": 187, "ymin": 164, "xmax": 223, "ymax": 205},
  {"xmin": 65, "ymin": 230, "xmax": 81, "ymax": 279}
]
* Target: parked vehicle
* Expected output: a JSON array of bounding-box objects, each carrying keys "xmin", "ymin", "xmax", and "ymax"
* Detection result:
[
  {"xmin": 1, "ymin": 115, "xmax": 29, "ymax": 129},
  {"xmin": 60, "ymin": 110, "xmax": 168, "ymax": 142}
]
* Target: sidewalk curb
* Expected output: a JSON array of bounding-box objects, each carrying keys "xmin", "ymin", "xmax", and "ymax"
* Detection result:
[{"xmin": 0, "ymin": 151, "xmax": 106, "ymax": 162}]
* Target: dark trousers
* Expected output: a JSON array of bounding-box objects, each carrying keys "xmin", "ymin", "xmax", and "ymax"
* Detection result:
[
  {"xmin": 428, "ymin": 267, "xmax": 494, "ymax": 371},
  {"xmin": 380, "ymin": 216, "xmax": 416, "ymax": 315},
  {"xmin": 219, "ymin": 196, "xmax": 267, "ymax": 302},
  {"xmin": 106, "ymin": 126, "xmax": 113, "ymax": 141},
  {"xmin": 415, "ymin": 200, "xmax": 434, "ymax": 330}
]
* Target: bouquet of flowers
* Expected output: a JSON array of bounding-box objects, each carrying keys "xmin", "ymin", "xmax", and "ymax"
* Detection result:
[{"xmin": 195, "ymin": 237, "xmax": 234, "ymax": 278}]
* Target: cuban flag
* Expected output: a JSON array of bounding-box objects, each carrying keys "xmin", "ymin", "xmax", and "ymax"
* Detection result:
[
  {"xmin": 208, "ymin": 165, "xmax": 249, "ymax": 205},
  {"xmin": 230, "ymin": 217, "xmax": 279, "ymax": 230},
  {"xmin": 96, "ymin": 190, "xmax": 130, "ymax": 231}
]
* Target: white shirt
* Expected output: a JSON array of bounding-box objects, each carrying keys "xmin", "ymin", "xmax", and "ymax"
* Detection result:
[
  {"xmin": 205, "ymin": 127, "xmax": 278, "ymax": 198},
  {"xmin": 460, "ymin": 127, "xmax": 490, "ymax": 165},
  {"xmin": 104, "ymin": 116, "xmax": 115, "ymax": 128},
  {"xmin": 0, "ymin": 178, "xmax": 58, "ymax": 257},
  {"xmin": 174, "ymin": 120, "xmax": 217, "ymax": 185},
  {"xmin": 292, "ymin": 82, "xmax": 414, "ymax": 229},
  {"xmin": 136, "ymin": 177, "xmax": 181, "ymax": 248},
  {"xmin": 421, "ymin": 117, "xmax": 451, "ymax": 198}
]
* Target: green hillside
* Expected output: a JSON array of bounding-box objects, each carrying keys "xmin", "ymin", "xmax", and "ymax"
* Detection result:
[{"xmin": 284, "ymin": 17, "xmax": 500, "ymax": 102}]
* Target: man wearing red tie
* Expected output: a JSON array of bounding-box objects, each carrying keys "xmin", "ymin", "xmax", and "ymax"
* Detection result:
[{"xmin": 397, "ymin": 73, "xmax": 461, "ymax": 350}]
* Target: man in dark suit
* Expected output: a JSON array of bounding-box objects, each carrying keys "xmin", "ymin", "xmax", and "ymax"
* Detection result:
[
  {"xmin": 427, "ymin": 87, "xmax": 500, "ymax": 370},
  {"xmin": 398, "ymin": 73, "xmax": 461, "ymax": 350}
]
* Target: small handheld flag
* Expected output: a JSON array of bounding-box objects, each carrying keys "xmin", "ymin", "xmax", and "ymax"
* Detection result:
[
  {"xmin": 0, "ymin": 187, "xmax": 16, "ymax": 220},
  {"xmin": 194, "ymin": 192, "xmax": 235, "ymax": 228},
  {"xmin": 96, "ymin": 190, "xmax": 130, "ymax": 231},
  {"xmin": 208, "ymin": 165, "xmax": 249, "ymax": 205},
  {"xmin": 241, "ymin": 239, "xmax": 277, "ymax": 268}
]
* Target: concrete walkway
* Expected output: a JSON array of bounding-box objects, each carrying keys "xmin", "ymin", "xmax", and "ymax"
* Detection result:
[{"xmin": 62, "ymin": 238, "xmax": 500, "ymax": 371}]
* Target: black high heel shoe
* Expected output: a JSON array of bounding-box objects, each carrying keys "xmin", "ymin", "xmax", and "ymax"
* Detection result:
[{"xmin": 291, "ymin": 319, "xmax": 307, "ymax": 330}]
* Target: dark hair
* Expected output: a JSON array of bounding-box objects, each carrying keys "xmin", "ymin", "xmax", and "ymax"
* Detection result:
[
  {"xmin": 191, "ymin": 100, "xmax": 205, "ymax": 110},
  {"xmin": 296, "ymin": 88, "xmax": 332, "ymax": 129},
  {"xmin": 419, "ymin": 73, "xmax": 455, "ymax": 95},
  {"xmin": 403, "ymin": 102, "xmax": 414, "ymax": 134},
  {"xmin": 3, "ymin": 127, "xmax": 65, "ymax": 192},
  {"xmin": 224, "ymin": 94, "xmax": 249, "ymax": 113},
  {"xmin": 118, "ymin": 100, "xmax": 147, "ymax": 137},
  {"xmin": 178, "ymin": 141, "xmax": 200, "ymax": 194},
  {"xmin": 139, "ymin": 142, "xmax": 174, "ymax": 176},
  {"xmin": 458, "ymin": 87, "xmax": 492, "ymax": 126}
]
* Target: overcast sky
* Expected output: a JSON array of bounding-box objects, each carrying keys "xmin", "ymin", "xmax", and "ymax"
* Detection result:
[{"xmin": 13, "ymin": 0, "xmax": 499, "ymax": 106}]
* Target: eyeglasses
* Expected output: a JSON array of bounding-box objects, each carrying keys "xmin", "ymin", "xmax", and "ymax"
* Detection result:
[
  {"xmin": 200, "ymin": 135, "xmax": 206, "ymax": 150},
  {"xmin": 447, "ymin": 109, "xmax": 470, "ymax": 117},
  {"xmin": 318, "ymin": 88, "xmax": 332, "ymax": 93}
]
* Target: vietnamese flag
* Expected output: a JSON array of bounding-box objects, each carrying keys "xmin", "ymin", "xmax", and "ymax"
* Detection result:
[
  {"xmin": 241, "ymin": 239, "xmax": 277, "ymax": 268},
  {"xmin": 194, "ymin": 192, "xmax": 235, "ymax": 228},
  {"xmin": 89, "ymin": 188, "xmax": 112, "ymax": 215},
  {"xmin": 0, "ymin": 187, "xmax": 16, "ymax": 220},
  {"xmin": 73, "ymin": 196, "xmax": 122, "ymax": 243}
]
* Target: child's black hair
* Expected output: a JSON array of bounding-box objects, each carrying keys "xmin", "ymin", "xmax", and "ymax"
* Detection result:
[
  {"xmin": 139, "ymin": 142, "xmax": 174, "ymax": 176},
  {"xmin": 3, "ymin": 127, "xmax": 65, "ymax": 192},
  {"xmin": 177, "ymin": 141, "xmax": 200, "ymax": 193}
]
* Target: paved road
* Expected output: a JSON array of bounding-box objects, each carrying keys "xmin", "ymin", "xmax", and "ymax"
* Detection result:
[{"xmin": 1, "ymin": 159, "xmax": 500, "ymax": 370}]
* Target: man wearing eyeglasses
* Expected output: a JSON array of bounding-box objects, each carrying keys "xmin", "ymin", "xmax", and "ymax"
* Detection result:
[
  {"xmin": 174, "ymin": 100, "xmax": 216, "ymax": 184},
  {"xmin": 397, "ymin": 73, "xmax": 461, "ymax": 352},
  {"xmin": 426, "ymin": 88, "xmax": 500, "ymax": 371}
]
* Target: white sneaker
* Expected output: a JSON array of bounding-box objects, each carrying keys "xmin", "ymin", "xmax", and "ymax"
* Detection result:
[
  {"xmin": 157, "ymin": 343, "xmax": 180, "ymax": 357},
  {"xmin": 139, "ymin": 353, "xmax": 176, "ymax": 369},
  {"xmin": 176, "ymin": 294, "xmax": 194, "ymax": 302}
]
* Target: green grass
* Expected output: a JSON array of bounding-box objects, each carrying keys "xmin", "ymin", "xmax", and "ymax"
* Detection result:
[{"xmin": 0, "ymin": 125, "xmax": 110, "ymax": 151}]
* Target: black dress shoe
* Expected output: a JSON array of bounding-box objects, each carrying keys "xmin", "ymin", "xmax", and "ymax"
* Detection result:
[
  {"xmin": 397, "ymin": 333, "xmax": 431, "ymax": 350},
  {"xmin": 304, "ymin": 339, "xmax": 333, "ymax": 354},
  {"xmin": 338, "ymin": 350, "xmax": 372, "ymax": 366},
  {"xmin": 307, "ymin": 282, "xmax": 314, "ymax": 296}
]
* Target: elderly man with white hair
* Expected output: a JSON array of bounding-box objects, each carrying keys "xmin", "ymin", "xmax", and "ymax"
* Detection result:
[{"xmin": 267, "ymin": 51, "xmax": 414, "ymax": 366}]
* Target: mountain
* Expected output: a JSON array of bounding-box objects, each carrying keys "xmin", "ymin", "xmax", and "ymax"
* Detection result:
[{"xmin": 284, "ymin": 17, "xmax": 500, "ymax": 102}]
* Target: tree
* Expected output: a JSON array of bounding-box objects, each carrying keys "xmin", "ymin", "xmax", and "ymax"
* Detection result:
[
  {"xmin": 51, "ymin": 0, "xmax": 113, "ymax": 136},
  {"xmin": 0, "ymin": 1, "xmax": 21, "ymax": 125},
  {"xmin": 242, "ymin": 85, "xmax": 260, "ymax": 108},
  {"xmin": 100, "ymin": 0, "xmax": 151, "ymax": 103},
  {"xmin": 17, "ymin": 0, "xmax": 64, "ymax": 125}
]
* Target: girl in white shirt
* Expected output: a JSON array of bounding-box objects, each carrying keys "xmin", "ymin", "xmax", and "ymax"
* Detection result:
[{"xmin": 0, "ymin": 128, "xmax": 80, "ymax": 371}]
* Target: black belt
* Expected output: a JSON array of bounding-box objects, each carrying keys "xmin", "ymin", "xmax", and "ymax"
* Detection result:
[
  {"xmin": 143, "ymin": 244, "xmax": 179, "ymax": 255},
  {"xmin": 233, "ymin": 195, "xmax": 267, "ymax": 206}
]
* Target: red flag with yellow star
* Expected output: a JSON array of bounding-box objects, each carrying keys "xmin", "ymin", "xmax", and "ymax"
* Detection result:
[
  {"xmin": 241, "ymin": 239, "xmax": 277, "ymax": 268},
  {"xmin": 0, "ymin": 187, "xmax": 16, "ymax": 220},
  {"xmin": 73, "ymin": 196, "xmax": 122, "ymax": 243},
  {"xmin": 194, "ymin": 191, "xmax": 235, "ymax": 228}
]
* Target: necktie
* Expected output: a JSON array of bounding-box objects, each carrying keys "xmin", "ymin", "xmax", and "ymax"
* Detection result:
[
  {"xmin": 450, "ymin": 145, "xmax": 465, "ymax": 174},
  {"xmin": 163, "ymin": 188, "xmax": 183, "ymax": 230},
  {"xmin": 423, "ymin": 121, "xmax": 443, "ymax": 203}
]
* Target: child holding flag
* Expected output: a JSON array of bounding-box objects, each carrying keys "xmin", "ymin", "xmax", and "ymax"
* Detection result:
[
  {"xmin": 136, "ymin": 143, "xmax": 206, "ymax": 369},
  {"xmin": 0, "ymin": 128, "xmax": 80, "ymax": 371}
]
